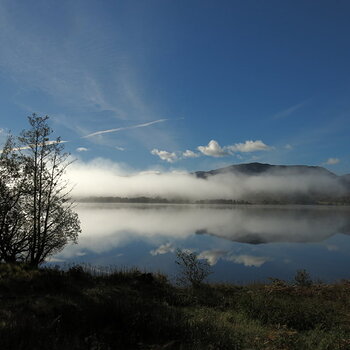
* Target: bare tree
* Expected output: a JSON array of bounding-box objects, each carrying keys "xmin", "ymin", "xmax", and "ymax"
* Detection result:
[
  {"xmin": 0, "ymin": 136, "xmax": 28, "ymax": 263},
  {"xmin": 175, "ymin": 249, "xmax": 212, "ymax": 288},
  {"xmin": 15, "ymin": 115, "xmax": 81, "ymax": 266}
]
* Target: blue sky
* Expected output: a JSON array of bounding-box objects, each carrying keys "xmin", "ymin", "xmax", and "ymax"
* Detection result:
[{"xmin": 0, "ymin": 0, "xmax": 349, "ymax": 174}]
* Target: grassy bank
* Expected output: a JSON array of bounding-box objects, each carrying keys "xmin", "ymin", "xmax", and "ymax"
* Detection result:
[{"xmin": 0, "ymin": 264, "xmax": 350, "ymax": 349}]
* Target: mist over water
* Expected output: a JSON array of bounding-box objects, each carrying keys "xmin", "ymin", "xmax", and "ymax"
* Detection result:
[
  {"xmin": 67, "ymin": 159, "xmax": 347, "ymax": 200},
  {"xmin": 59, "ymin": 159, "xmax": 350, "ymax": 282},
  {"xmin": 54, "ymin": 204, "xmax": 350, "ymax": 283}
]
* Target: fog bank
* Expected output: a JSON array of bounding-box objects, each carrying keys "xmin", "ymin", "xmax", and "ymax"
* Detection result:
[{"xmin": 66, "ymin": 158, "xmax": 347, "ymax": 200}]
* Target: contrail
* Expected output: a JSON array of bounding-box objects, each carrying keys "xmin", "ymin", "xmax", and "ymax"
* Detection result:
[
  {"xmin": 1, "ymin": 117, "xmax": 179, "ymax": 152},
  {"xmin": 82, "ymin": 119, "xmax": 169, "ymax": 138},
  {"xmin": 272, "ymin": 100, "xmax": 309, "ymax": 120}
]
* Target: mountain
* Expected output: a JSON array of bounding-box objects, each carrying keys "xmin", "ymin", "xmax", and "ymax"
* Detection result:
[
  {"xmin": 195, "ymin": 162, "xmax": 337, "ymax": 179},
  {"xmin": 194, "ymin": 162, "xmax": 350, "ymax": 204},
  {"xmin": 341, "ymin": 174, "xmax": 350, "ymax": 188}
]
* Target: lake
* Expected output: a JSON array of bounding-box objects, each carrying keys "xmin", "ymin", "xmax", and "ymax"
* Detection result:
[{"xmin": 52, "ymin": 204, "xmax": 350, "ymax": 283}]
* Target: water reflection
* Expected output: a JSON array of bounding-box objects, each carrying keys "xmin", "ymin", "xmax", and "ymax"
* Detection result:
[{"xmin": 54, "ymin": 204, "xmax": 350, "ymax": 283}]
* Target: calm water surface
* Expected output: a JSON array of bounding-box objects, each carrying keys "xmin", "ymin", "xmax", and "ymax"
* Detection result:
[{"xmin": 53, "ymin": 204, "xmax": 350, "ymax": 283}]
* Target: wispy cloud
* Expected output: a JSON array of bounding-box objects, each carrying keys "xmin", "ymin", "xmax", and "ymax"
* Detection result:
[
  {"xmin": 82, "ymin": 119, "xmax": 169, "ymax": 138},
  {"xmin": 11, "ymin": 140, "xmax": 68, "ymax": 152},
  {"xmin": 272, "ymin": 100, "xmax": 308, "ymax": 119},
  {"xmin": 0, "ymin": 2, "xmax": 180, "ymax": 152},
  {"xmin": 325, "ymin": 158, "xmax": 340, "ymax": 165}
]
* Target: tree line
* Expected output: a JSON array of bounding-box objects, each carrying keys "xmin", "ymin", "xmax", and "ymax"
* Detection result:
[{"xmin": 0, "ymin": 115, "xmax": 80, "ymax": 266}]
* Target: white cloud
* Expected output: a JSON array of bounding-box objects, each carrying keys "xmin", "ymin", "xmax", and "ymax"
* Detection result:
[
  {"xmin": 151, "ymin": 149, "xmax": 178, "ymax": 163},
  {"xmin": 196, "ymin": 139, "xmax": 271, "ymax": 158},
  {"xmin": 76, "ymin": 147, "xmax": 89, "ymax": 152},
  {"xmin": 116, "ymin": 146, "xmax": 125, "ymax": 151},
  {"xmin": 325, "ymin": 158, "xmax": 340, "ymax": 165},
  {"xmin": 198, "ymin": 250, "xmax": 227, "ymax": 265},
  {"xmin": 226, "ymin": 254, "xmax": 270, "ymax": 267},
  {"xmin": 285, "ymin": 144, "xmax": 293, "ymax": 150},
  {"xmin": 197, "ymin": 140, "xmax": 229, "ymax": 157},
  {"xmin": 197, "ymin": 250, "xmax": 270, "ymax": 267},
  {"xmin": 150, "ymin": 243, "xmax": 175, "ymax": 256},
  {"xmin": 183, "ymin": 150, "xmax": 200, "ymax": 158},
  {"xmin": 227, "ymin": 140, "xmax": 271, "ymax": 153}
]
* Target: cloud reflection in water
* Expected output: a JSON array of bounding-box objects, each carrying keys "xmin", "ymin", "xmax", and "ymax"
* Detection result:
[{"xmin": 57, "ymin": 204, "xmax": 350, "ymax": 260}]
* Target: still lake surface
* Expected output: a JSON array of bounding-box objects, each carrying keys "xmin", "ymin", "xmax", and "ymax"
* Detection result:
[{"xmin": 53, "ymin": 203, "xmax": 350, "ymax": 283}]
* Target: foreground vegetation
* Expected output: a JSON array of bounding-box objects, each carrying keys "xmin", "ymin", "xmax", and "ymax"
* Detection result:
[{"xmin": 1, "ymin": 264, "xmax": 350, "ymax": 349}]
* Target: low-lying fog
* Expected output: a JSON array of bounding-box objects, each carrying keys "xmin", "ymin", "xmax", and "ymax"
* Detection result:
[{"xmin": 66, "ymin": 159, "xmax": 347, "ymax": 200}]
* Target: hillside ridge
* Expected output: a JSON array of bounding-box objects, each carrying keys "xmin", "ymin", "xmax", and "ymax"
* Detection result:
[{"xmin": 195, "ymin": 162, "xmax": 338, "ymax": 178}]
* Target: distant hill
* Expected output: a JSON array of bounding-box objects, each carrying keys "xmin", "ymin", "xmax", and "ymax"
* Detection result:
[
  {"xmin": 195, "ymin": 162, "xmax": 337, "ymax": 179},
  {"xmin": 341, "ymin": 174, "xmax": 350, "ymax": 187},
  {"xmin": 194, "ymin": 162, "xmax": 350, "ymax": 204}
]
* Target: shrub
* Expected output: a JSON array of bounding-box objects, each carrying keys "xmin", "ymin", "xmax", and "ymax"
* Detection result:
[
  {"xmin": 294, "ymin": 269, "xmax": 313, "ymax": 287},
  {"xmin": 175, "ymin": 249, "xmax": 212, "ymax": 288}
]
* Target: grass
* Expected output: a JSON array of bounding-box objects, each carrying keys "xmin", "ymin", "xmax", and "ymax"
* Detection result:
[{"xmin": 0, "ymin": 264, "xmax": 350, "ymax": 349}]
